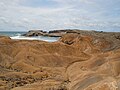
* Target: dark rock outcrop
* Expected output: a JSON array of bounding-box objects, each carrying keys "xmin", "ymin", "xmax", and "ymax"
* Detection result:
[
  {"xmin": 22, "ymin": 29, "xmax": 90, "ymax": 37},
  {"xmin": 22, "ymin": 30, "xmax": 48, "ymax": 37},
  {"xmin": 22, "ymin": 30, "xmax": 66, "ymax": 37}
]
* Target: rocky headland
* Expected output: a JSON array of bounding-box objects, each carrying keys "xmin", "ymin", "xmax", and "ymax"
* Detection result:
[
  {"xmin": 22, "ymin": 29, "xmax": 94, "ymax": 37},
  {"xmin": 0, "ymin": 30, "xmax": 120, "ymax": 90}
]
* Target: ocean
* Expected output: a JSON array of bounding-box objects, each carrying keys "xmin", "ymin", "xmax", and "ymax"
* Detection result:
[{"xmin": 0, "ymin": 31, "xmax": 59, "ymax": 42}]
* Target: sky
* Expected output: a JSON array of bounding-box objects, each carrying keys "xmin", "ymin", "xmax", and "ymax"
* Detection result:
[{"xmin": 0, "ymin": 0, "xmax": 120, "ymax": 32}]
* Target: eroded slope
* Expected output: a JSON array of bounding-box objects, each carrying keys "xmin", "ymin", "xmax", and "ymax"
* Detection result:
[{"xmin": 0, "ymin": 31, "xmax": 120, "ymax": 90}]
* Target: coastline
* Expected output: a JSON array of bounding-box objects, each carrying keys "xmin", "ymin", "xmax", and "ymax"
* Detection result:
[{"xmin": 0, "ymin": 30, "xmax": 120, "ymax": 90}]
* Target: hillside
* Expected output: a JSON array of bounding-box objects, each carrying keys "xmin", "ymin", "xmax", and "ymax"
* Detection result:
[{"xmin": 0, "ymin": 30, "xmax": 120, "ymax": 90}]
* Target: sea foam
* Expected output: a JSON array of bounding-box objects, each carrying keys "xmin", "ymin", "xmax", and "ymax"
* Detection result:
[{"xmin": 10, "ymin": 36, "xmax": 59, "ymax": 42}]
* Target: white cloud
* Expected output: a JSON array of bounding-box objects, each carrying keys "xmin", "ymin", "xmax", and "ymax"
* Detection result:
[
  {"xmin": 0, "ymin": 0, "xmax": 119, "ymax": 31},
  {"xmin": 50, "ymin": 0, "xmax": 94, "ymax": 4}
]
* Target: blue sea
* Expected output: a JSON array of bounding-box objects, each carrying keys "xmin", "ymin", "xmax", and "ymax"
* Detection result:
[{"xmin": 0, "ymin": 31, "xmax": 59, "ymax": 42}]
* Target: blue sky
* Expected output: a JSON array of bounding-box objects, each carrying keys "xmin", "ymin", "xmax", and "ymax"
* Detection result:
[{"xmin": 0, "ymin": 0, "xmax": 120, "ymax": 32}]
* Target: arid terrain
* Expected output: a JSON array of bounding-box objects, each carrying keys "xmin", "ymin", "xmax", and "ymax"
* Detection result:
[{"xmin": 0, "ymin": 30, "xmax": 120, "ymax": 90}]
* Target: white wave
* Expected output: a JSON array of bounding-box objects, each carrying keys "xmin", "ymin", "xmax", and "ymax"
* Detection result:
[
  {"xmin": 10, "ymin": 36, "xmax": 37, "ymax": 40},
  {"xmin": 15, "ymin": 33, "xmax": 21, "ymax": 36},
  {"xmin": 10, "ymin": 36, "xmax": 59, "ymax": 42}
]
